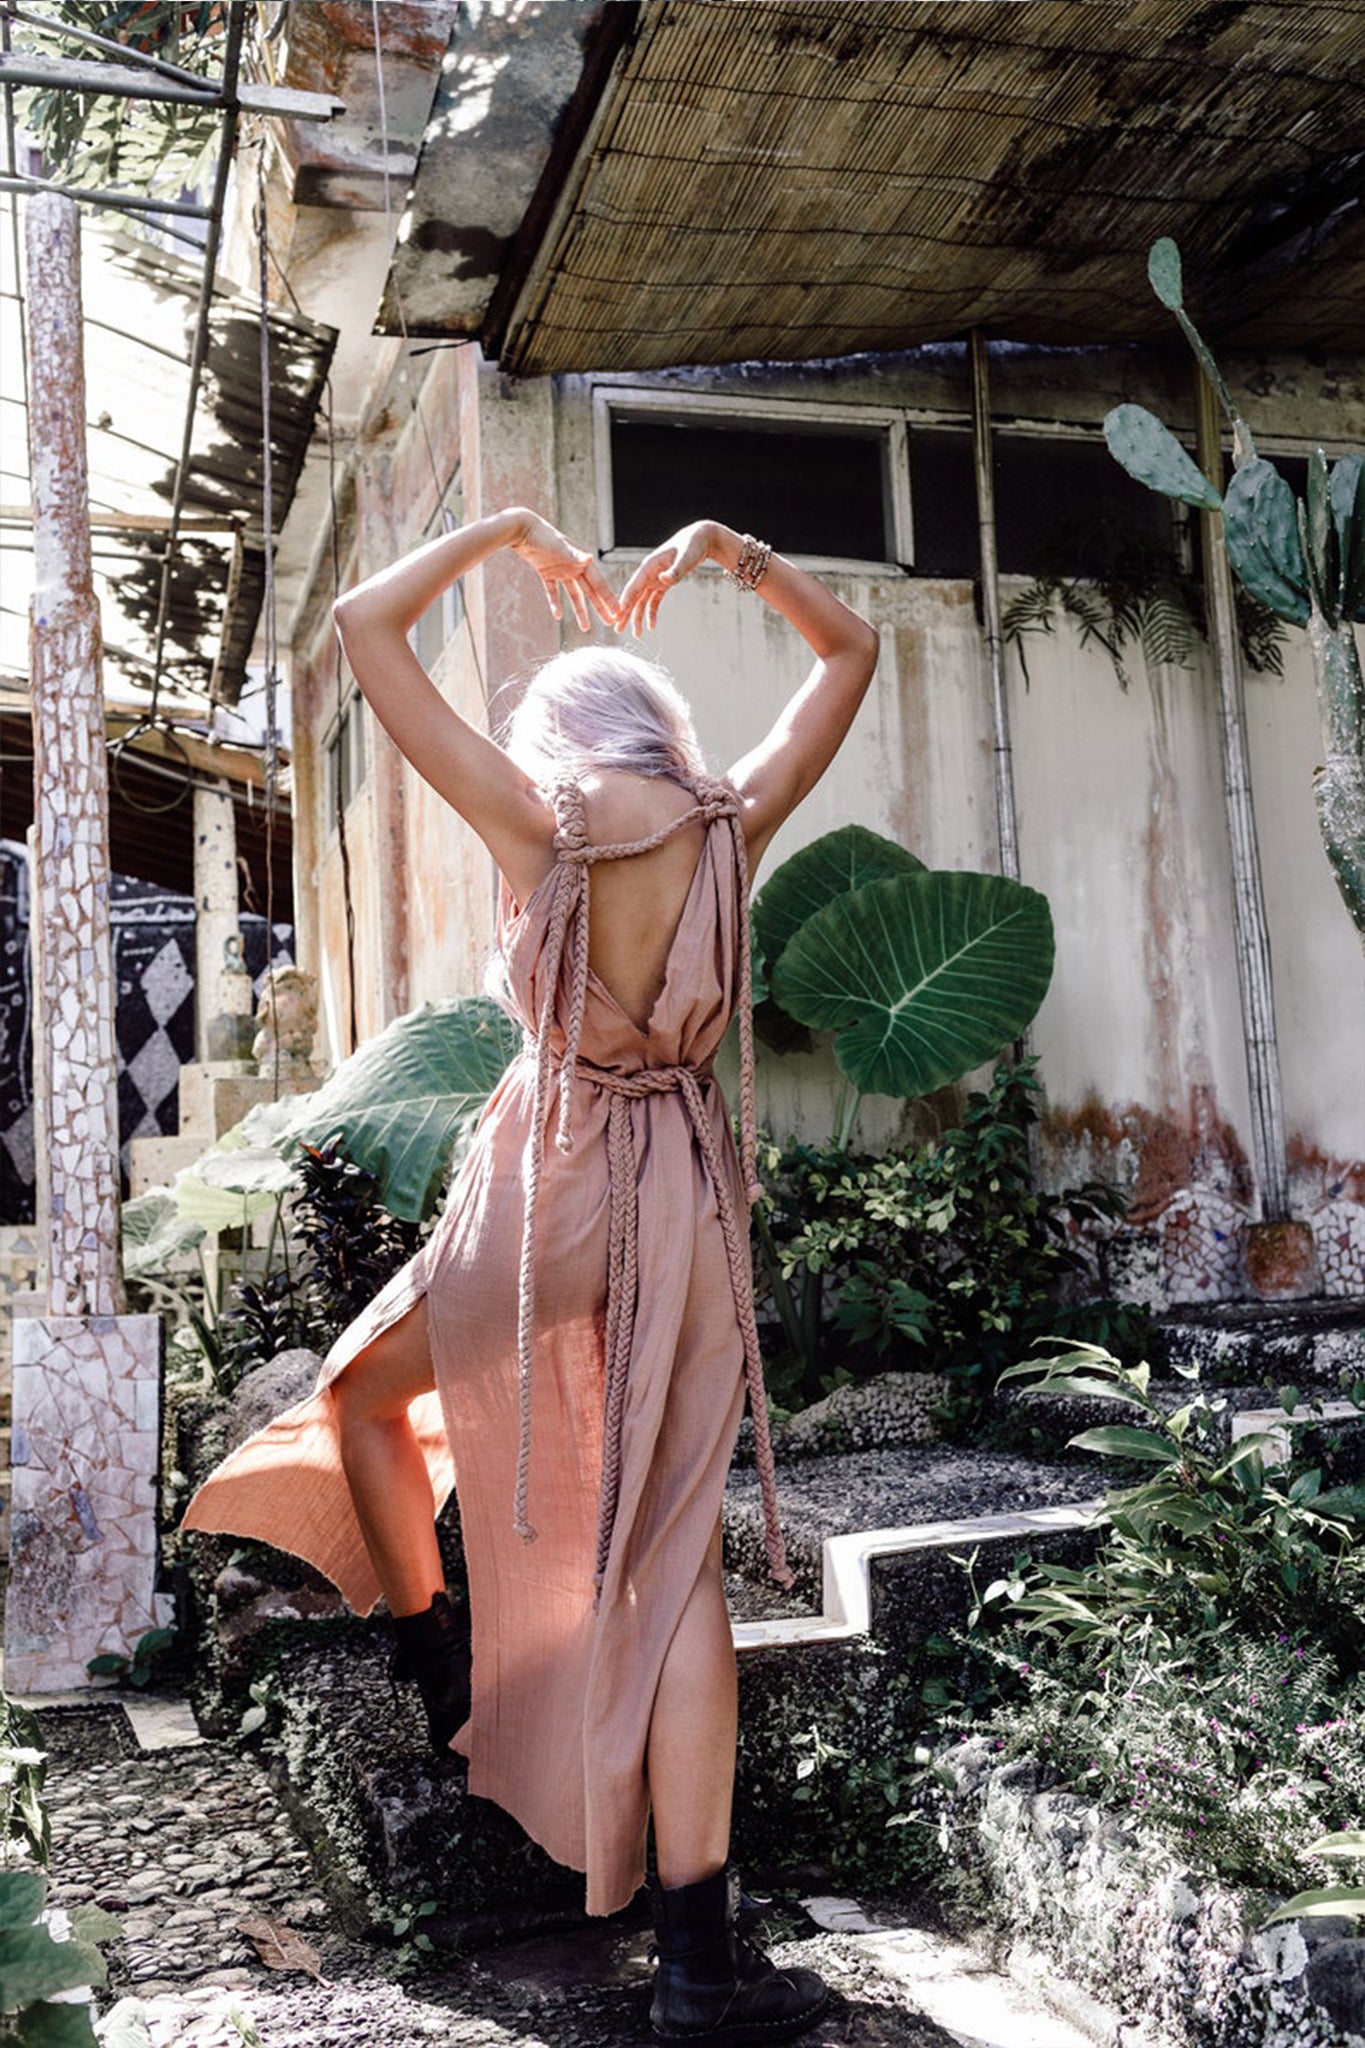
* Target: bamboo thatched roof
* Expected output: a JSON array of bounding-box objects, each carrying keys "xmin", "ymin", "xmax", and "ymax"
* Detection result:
[{"xmin": 394, "ymin": 0, "xmax": 1365, "ymax": 374}]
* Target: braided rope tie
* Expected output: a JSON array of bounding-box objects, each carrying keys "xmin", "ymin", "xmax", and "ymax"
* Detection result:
[{"xmin": 511, "ymin": 776, "xmax": 789, "ymax": 1593}]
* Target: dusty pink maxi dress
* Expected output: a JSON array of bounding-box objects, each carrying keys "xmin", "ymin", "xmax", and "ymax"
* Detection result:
[{"xmin": 181, "ymin": 774, "xmax": 791, "ymax": 1917}]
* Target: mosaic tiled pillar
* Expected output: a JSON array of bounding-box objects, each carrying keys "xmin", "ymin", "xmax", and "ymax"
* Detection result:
[
  {"xmin": 25, "ymin": 192, "xmax": 122, "ymax": 1322},
  {"xmin": 6, "ymin": 1315, "xmax": 163, "ymax": 1693},
  {"xmin": 8, "ymin": 194, "xmax": 163, "ymax": 1691}
]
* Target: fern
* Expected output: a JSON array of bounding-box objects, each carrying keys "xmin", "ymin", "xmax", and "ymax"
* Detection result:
[{"xmin": 1002, "ymin": 521, "xmax": 1289, "ymax": 689}]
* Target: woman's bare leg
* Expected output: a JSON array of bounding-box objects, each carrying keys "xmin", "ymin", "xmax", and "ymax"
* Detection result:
[
  {"xmin": 331, "ymin": 1298, "xmax": 444, "ymax": 1618},
  {"xmin": 646, "ymin": 1521, "xmax": 737, "ymax": 1888}
]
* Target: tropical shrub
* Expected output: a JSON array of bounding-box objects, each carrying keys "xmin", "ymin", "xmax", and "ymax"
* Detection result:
[
  {"xmin": 996, "ymin": 1341, "xmax": 1365, "ymax": 1659},
  {"xmin": 753, "ymin": 1062, "xmax": 1135, "ymax": 1418},
  {"xmin": 896, "ymin": 1343, "xmax": 1365, "ymax": 1899}
]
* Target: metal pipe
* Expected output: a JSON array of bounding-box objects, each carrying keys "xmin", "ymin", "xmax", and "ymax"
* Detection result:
[
  {"xmin": 1194, "ymin": 368, "xmax": 1291, "ymax": 1223},
  {"xmin": 0, "ymin": 172, "xmax": 211, "ymax": 217},
  {"xmin": 0, "ymin": 51, "xmax": 217, "ymax": 103},
  {"xmin": 970, "ymin": 327, "xmax": 1021, "ymax": 881},
  {"xmin": 146, "ymin": 0, "xmax": 246, "ymax": 709}
]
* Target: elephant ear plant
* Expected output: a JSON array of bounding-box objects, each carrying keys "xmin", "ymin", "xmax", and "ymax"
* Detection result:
[
  {"xmin": 752, "ymin": 823, "xmax": 1055, "ymax": 1146},
  {"xmin": 1104, "ymin": 237, "xmax": 1365, "ymax": 942},
  {"xmin": 749, "ymin": 825, "xmax": 1060, "ymax": 1404}
]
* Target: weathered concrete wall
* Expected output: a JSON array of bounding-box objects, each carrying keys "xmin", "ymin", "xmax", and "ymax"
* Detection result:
[{"xmin": 288, "ymin": 334, "xmax": 1365, "ymax": 1299}]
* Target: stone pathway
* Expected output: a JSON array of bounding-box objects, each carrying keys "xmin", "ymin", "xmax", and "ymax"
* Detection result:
[{"xmin": 37, "ymin": 1697, "xmax": 1111, "ymax": 2048}]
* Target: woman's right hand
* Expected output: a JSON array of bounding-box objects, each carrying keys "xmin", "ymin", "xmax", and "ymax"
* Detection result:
[{"xmin": 507, "ymin": 509, "xmax": 621, "ymax": 631}]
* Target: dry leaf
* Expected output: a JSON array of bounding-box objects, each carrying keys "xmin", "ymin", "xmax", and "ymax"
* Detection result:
[{"xmin": 235, "ymin": 1914, "xmax": 326, "ymax": 1981}]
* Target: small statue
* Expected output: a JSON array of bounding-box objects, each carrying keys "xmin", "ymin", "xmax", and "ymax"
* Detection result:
[
  {"xmin": 204, "ymin": 932, "xmax": 256, "ymax": 1061},
  {"xmin": 253, "ymin": 965, "xmax": 320, "ymax": 1080}
]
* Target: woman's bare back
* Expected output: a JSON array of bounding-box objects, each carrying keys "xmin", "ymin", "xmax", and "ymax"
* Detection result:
[{"xmin": 577, "ymin": 771, "xmax": 708, "ymax": 1034}]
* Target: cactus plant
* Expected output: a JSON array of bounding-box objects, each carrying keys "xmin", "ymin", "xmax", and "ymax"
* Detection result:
[{"xmin": 1104, "ymin": 239, "xmax": 1365, "ymax": 943}]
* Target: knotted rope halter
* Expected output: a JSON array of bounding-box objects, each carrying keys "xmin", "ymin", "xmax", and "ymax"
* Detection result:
[{"xmin": 513, "ymin": 774, "xmax": 793, "ymax": 1596}]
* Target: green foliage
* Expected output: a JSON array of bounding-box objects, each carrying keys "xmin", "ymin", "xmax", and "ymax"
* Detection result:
[
  {"xmin": 997, "ymin": 1342, "xmax": 1365, "ymax": 1660},
  {"xmin": 783, "ymin": 1683, "xmax": 948, "ymax": 1892},
  {"xmin": 0, "ymin": 1696, "xmax": 123, "ymax": 2048},
  {"xmin": 18, "ymin": 3, "xmax": 227, "ymax": 197},
  {"xmin": 921, "ymin": 1616, "xmax": 1365, "ymax": 1894},
  {"xmin": 752, "ymin": 826, "xmax": 1054, "ymax": 1135},
  {"xmin": 265, "ymin": 998, "xmax": 521, "ymax": 1224},
  {"xmin": 1001, "ymin": 518, "xmax": 1288, "ymax": 688},
  {"xmin": 770, "ymin": 871, "xmax": 1054, "ymax": 1103},
  {"xmin": 388, "ymin": 1897, "xmax": 439, "ymax": 1975},
  {"xmin": 0, "ymin": 1707, "xmax": 48, "ymax": 1875},
  {"xmin": 85, "ymin": 1627, "xmax": 174, "ymax": 1692},
  {"xmin": 1103, "ymin": 236, "xmax": 1365, "ymax": 942},
  {"xmin": 752, "ymin": 824, "xmax": 925, "ymax": 974},
  {"xmin": 1262, "ymin": 1832, "xmax": 1365, "ymax": 1926},
  {"xmin": 753, "ymin": 1061, "xmax": 1130, "ymax": 1418},
  {"xmin": 1223, "ymin": 460, "xmax": 1311, "ymax": 624},
  {"xmin": 1103, "ymin": 405, "xmax": 1222, "ymax": 511}
]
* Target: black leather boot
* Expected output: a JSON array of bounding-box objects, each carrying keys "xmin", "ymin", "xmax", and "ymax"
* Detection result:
[
  {"xmin": 390, "ymin": 1590, "xmax": 471, "ymax": 1756},
  {"xmin": 648, "ymin": 1864, "xmax": 829, "ymax": 2043}
]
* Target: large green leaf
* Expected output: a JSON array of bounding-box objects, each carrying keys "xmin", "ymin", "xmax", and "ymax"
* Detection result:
[
  {"xmin": 770, "ymin": 870, "xmax": 1054, "ymax": 1099},
  {"xmin": 269, "ymin": 997, "xmax": 522, "ymax": 1223},
  {"xmin": 120, "ymin": 1188, "xmax": 205, "ymax": 1280},
  {"xmin": 752, "ymin": 824, "xmax": 925, "ymax": 978},
  {"xmin": 1068, "ymin": 1426, "xmax": 1179, "ymax": 1464}
]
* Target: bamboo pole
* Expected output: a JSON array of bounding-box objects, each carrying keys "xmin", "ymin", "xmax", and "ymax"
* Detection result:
[
  {"xmin": 1194, "ymin": 369, "xmax": 1290, "ymax": 1223},
  {"xmin": 970, "ymin": 329, "xmax": 1021, "ymax": 881}
]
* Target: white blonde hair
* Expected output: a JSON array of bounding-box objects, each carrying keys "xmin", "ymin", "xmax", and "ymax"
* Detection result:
[{"xmin": 502, "ymin": 645, "xmax": 706, "ymax": 786}]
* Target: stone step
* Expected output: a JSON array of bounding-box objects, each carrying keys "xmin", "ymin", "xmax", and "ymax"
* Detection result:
[
  {"xmin": 221, "ymin": 1448, "xmax": 1103, "ymax": 1936},
  {"xmin": 993, "ymin": 1374, "xmax": 1365, "ymax": 1467},
  {"xmin": 1157, "ymin": 1296, "xmax": 1365, "ymax": 1387}
]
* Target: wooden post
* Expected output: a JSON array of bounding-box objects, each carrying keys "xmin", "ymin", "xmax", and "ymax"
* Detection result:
[{"xmin": 970, "ymin": 330, "xmax": 1021, "ymax": 883}]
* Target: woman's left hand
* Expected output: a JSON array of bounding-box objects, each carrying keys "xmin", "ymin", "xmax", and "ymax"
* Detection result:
[
  {"xmin": 509, "ymin": 510, "xmax": 621, "ymax": 631},
  {"xmin": 616, "ymin": 520, "xmax": 717, "ymax": 635}
]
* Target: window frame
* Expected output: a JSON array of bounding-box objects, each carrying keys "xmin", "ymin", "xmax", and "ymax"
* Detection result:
[
  {"xmin": 591, "ymin": 385, "xmax": 913, "ymax": 576},
  {"xmin": 322, "ymin": 685, "xmax": 367, "ymax": 840}
]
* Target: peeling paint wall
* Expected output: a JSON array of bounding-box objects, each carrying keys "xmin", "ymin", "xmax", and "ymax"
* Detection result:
[{"xmin": 290, "ymin": 335, "xmax": 1365, "ymax": 1302}]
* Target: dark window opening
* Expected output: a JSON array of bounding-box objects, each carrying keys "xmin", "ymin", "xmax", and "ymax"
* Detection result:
[
  {"xmin": 907, "ymin": 426, "xmax": 1179, "ymax": 580},
  {"xmin": 325, "ymin": 696, "xmax": 366, "ymax": 824},
  {"xmin": 609, "ymin": 412, "xmax": 891, "ymax": 562}
]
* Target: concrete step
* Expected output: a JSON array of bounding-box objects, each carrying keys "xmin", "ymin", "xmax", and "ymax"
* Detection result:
[{"xmin": 1157, "ymin": 1296, "xmax": 1365, "ymax": 1387}]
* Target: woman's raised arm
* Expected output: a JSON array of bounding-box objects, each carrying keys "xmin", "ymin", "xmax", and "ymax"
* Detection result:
[
  {"xmin": 616, "ymin": 520, "xmax": 879, "ymax": 868},
  {"xmin": 332, "ymin": 508, "xmax": 619, "ymax": 897}
]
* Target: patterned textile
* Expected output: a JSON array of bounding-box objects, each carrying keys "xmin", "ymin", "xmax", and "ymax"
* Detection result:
[{"xmin": 0, "ymin": 841, "xmax": 291, "ymax": 1222}]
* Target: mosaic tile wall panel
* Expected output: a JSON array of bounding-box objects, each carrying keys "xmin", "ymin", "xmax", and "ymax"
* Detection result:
[
  {"xmin": 7, "ymin": 1312, "xmax": 164, "ymax": 1693},
  {"xmin": 0, "ymin": 842, "xmax": 291, "ymax": 1223}
]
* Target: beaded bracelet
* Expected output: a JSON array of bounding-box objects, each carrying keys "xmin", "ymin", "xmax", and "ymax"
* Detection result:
[{"xmin": 724, "ymin": 533, "xmax": 772, "ymax": 593}]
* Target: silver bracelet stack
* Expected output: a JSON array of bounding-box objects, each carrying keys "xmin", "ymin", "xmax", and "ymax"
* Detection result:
[{"xmin": 724, "ymin": 533, "xmax": 772, "ymax": 593}]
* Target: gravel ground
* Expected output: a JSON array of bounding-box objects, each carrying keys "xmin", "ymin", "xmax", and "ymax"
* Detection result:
[{"xmin": 40, "ymin": 1703, "xmax": 960, "ymax": 2048}]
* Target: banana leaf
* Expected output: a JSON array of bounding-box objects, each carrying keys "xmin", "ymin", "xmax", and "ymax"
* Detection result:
[{"xmin": 268, "ymin": 996, "xmax": 522, "ymax": 1223}]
